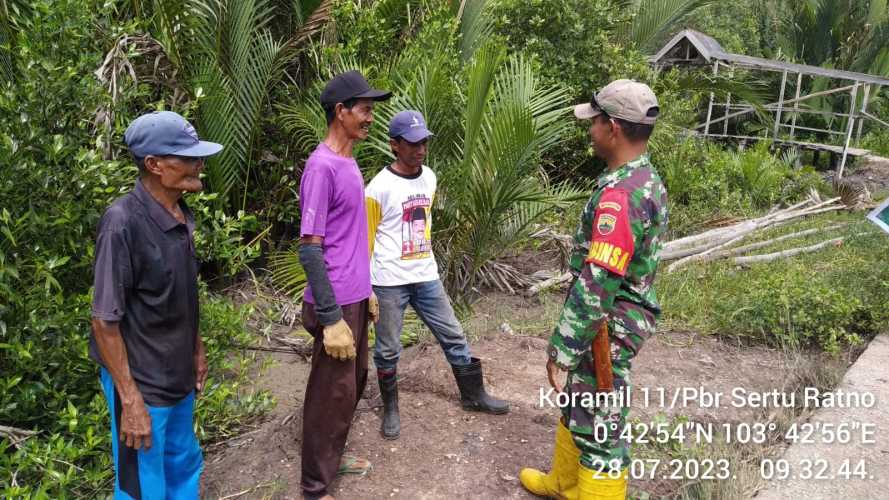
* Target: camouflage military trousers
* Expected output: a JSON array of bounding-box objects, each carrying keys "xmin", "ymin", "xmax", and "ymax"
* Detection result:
[{"xmin": 561, "ymin": 320, "xmax": 646, "ymax": 472}]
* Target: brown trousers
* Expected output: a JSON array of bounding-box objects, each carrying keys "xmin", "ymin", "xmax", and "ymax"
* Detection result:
[{"xmin": 300, "ymin": 299, "xmax": 369, "ymax": 499}]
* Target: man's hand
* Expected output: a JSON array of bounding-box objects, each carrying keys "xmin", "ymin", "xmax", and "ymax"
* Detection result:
[
  {"xmin": 322, "ymin": 319, "xmax": 356, "ymax": 361},
  {"xmin": 194, "ymin": 339, "xmax": 208, "ymax": 393},
  {"xmin": 368, "ymin": 293, "xmax": 380, "ymax": 323},
  {"xmin": 120, "ymin": 397, "xmax": 152, "ymax": 450},
  {"xmin": 546, "ymin": 358, "xmax": 567, "ymax": 394}
]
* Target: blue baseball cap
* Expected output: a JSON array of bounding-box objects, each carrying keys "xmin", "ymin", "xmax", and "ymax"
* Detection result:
[
  {"xmin": 124, "ymin": 111, "xmax": 224, "ymax": 158},
  {"xmin": 388, "ymin": 110, "xmax": 433, "ymax": 143}
]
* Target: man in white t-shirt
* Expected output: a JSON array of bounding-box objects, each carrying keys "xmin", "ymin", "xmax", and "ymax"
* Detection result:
[{"xmin": 366, "ymin": 110, "xmax": 510, "ymax": 440}]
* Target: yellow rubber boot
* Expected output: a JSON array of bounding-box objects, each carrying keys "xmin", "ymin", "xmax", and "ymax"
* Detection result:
[
  {"xmin": 519, "ymin": 420, "xmax": 581, "ymax": 499},
  {"xmin": 577, "ymin": 464, "xmax": 628, "ymax": 500}
]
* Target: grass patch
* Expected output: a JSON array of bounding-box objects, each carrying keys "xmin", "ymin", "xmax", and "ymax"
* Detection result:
[
  {"xmin": 631, "ymin": 348, "xmax": 847, "ymax": 499},
  {"xmin": 462, "ymin": 292, "xmax": 565, "ymax": 340},
  {"xmin": 658, "ymin": 213, "xmax": 888, "ymax": 352}
]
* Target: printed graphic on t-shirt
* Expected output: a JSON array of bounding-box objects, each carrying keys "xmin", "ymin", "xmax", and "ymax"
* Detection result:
[{"xmin": 401, "ymin": 194, "xmax": 432, "ymax": 259}]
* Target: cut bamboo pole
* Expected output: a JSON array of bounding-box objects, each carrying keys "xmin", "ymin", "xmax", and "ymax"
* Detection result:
[
  {"xmin": 732, "ymin": 237, "xmax": 845, "ymax": 265},
  {"xmin": 664, "ymin": 224, "xmax": 848, "ymax": 271},
  {"xmin": 790, "ymin": 72, "xmax": 802, "ymax": 138},
  {"xmin": 774, "ymin": 70, "xmax": 788, "ymax": 139},
  {"xmin": 717, "ymin": 224, "xmax": 846, "ymax": 256},
  {"xmin": 666, "ymin": 233, "xmax": 749, "ymax": 272},
  {"xmin": 660, "ymin": 197, "xmax": 843, "ymax": 260},
  {"xmin": 525, "ymin": 271, "xmax": 572, "ymax": 296}
]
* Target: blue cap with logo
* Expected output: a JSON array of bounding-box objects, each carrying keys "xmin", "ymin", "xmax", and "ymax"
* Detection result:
[
  {"xmin": 388, "ymin": 110, "xmax": 433, "ymax": 143},
  {"xmin": 124, "ymin": 111, "xmax": 224, "ymax": 158}
]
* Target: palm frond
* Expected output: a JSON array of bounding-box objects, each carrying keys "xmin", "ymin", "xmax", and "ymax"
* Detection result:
[
  {"xmin": 437, "ymin": 51, "xmax": 575, "ymax": 295},
  {"xmin": 460, "ymin": 42, "xmax": 503, "ymax": 171},
  {"xmin": 277, "ymin": 84, "xmax": 328, "ymax": 155},
  {"xmin": 454, "ymin": 0, "xmax": 493, "ymax": 62},
  {"xmin": 290, "ymin": 0, "xmax": 333, "ymax": 45},
  {"xmin": 188, "ymin": 0, "xmax": 292, "ymax": 209},
  {"xmin": 866, "ymin": 0, "xmax": 888, "ymax": 26},
  {"xmin": 268, "ymin": 248, "xmax": 307, "ymax": 299},
  {"xmin": 623, "ymin": 0, "xmax": 716, "ymax": 52}
]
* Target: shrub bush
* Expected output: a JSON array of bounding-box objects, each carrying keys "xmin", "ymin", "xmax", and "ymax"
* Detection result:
[
  {"xmin": 658, "ymin": 139, "xmax": 825, "ymax": 235},
  {"xmin": 859, "ymin": 128, "xmax": 889, "ymax": 157},
  {"xmin": 0, "ymin": 2, "xmax": 272, "ymax": 495},
  {"xmin": 658, "ymin": 216, "xmax": 887, "ymax": 352},
  {"xmin": 491, "ymin": 0, "xmax": 646, "ymax": 99},
  {"xmin": 491, "ymin": 0, "xmax": 657, "ymax": 182},
  {"xmin": 1, "ymin": 290, "xmax": 273, "ymax": 497}
]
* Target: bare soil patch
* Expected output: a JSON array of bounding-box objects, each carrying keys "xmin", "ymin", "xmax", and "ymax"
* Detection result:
[
  {"xmin": 847, "ymin": 154, "xmax": 889, "ymax": 193},
  {"xmin": 202, "ymin": 293, "xmax": 799, "ymax": 499}
]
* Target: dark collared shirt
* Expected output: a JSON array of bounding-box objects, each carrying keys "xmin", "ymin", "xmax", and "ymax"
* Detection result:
[{"xmin": 90, "ymin": 179, "xmax": 199, "ymax": 406}]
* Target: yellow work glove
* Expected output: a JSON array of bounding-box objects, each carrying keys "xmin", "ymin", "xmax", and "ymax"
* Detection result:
[
  {"xmin": 322, "ymin": 319, "xmax": 356, "ymax": 361},
  {"xmin": 368, "ymin": 293, "xmax": 380, "ymax": 323}
]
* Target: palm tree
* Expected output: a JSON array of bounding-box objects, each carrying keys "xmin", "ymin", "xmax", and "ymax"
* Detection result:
[
  {"xmin": 618, "ymin": 0, "xmax": 718, "ymax": 53},
  {"xmin": 103, "ymin": 0, "xmax": 335, "ymax": 210},
  {"xmin": 280, "ymin": 39, "xmax": 584, "ymax": 300},
  {"xmin": 430, "ymin": 46, "xmax": 585, "ymax": 296},
  {"xmin": 188, "ymin": 0, "xmax": 291, "ymax": 211},
  {"xmin": 777, "ymin": 0, "xmax": 889, "ymax": 77}
]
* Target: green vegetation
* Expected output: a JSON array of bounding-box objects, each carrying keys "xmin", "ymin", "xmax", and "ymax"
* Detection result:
[
  {"xmin": 659, "ymin": 213, "xmax": 888, "ymax": 352},
  {"xmin": 860, "ymin": 128, "xmax": 889, "ymax": 157},
  {"xmin": 658, "ymin": 140, "xmax": 825, "ymax": 235},
  {"xmin": 0, "ymin": 1, "xmax": 271, "ymax": 497},
  {"xmin": 1, "ymin": 293, "xmax": 272, "ymax": 497}
]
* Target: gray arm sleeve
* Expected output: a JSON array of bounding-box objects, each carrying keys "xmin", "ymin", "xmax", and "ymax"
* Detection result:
[{"xmin": 298, "ymin": 243, "xmax": 342, "ymax": 326}]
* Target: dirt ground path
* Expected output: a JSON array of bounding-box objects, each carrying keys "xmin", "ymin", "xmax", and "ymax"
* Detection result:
[{"xmin": 202, "ymin": 293, "xmax": 799, "ymax": 499}]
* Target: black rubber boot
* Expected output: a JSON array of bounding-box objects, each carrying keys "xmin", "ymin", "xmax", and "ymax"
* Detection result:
[
  {"xmin": 451, "ymin": 357, "xmax": 510, "ymax": 414},
  {"xmin": 378, "ymin": 369, "xmax": 400, "ymax": 440}
]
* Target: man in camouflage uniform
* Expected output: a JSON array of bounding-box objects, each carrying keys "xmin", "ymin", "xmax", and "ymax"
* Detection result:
[{"xmin": 520, "ymin": 79, "xmax": 668, "ymax": 500}]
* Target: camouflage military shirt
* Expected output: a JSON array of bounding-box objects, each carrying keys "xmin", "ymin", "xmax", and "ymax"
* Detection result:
[{"xmin": 548, "ymin": 153, "xmax": 668, "ymax": 371}]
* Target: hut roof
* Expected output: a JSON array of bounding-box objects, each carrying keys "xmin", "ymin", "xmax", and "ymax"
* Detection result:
[{"xmin": 651, "ymin": 29, "xmax": 889, "ymax": 86}]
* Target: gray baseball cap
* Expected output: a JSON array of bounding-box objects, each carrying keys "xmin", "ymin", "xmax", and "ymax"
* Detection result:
[
  {"xmin": 388, "ymin": 110, "xmax": 433, "ymax": 142},
  {"xmin": 124, "ymin": 111, "xmax": 223, "ymax": 158},
  {"xmin": 574, "ymin": 79, "xmax": 659, "ymax": 125}
]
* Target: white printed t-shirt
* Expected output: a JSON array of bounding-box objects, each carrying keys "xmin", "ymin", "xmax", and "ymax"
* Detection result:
[{"xmin": 366, "ymin": 165, "xmax": 439, "ymax": 286}]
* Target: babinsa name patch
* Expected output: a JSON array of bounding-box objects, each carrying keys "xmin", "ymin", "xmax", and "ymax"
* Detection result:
[{"xmin": 586, "ymin": 188, "xmax": 634, "ymax": 276}]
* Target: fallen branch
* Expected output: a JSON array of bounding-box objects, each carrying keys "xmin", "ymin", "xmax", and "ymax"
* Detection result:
[
  {"xmin": 666, "ymin": 233, "xmax": 749, "ymax": 273},
  {"xmin": 732, "ymin": 237, "xmax": 845, "ymax": 265},
  {"xmin": 664, "ymin": 197, "xmax": 818, "ymax": 253},
  {"xmin": 661, "ymin": 197, "xmax": 845, "ymax": 261},
  {"xmin": 525, "ymin": 271, "xmax": 572, "ymax": 296},
  {"xmin": 0, "ymin": 425, "xmax": 37, "ymax": 448},
  {"xmin": 716, "ymin": 224, "xmax": 846, "ymax": 257},
  {"xmin": 666, "ymin": 223, "xmax": 849, "ymax": 272}
]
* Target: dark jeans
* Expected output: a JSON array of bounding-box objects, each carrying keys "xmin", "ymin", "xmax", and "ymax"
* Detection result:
[
  {"xmin": 300, "ymin": 299, "xmax": 369, "ymax": 499},
  {"xmin": 372, "ymin": 279, "xmax": 472, "ymax": 371}
]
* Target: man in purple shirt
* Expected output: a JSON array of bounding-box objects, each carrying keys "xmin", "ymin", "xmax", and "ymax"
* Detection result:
[{"xmin": 298, "ymin": 71, "xmax": 391, "ymax": 500}]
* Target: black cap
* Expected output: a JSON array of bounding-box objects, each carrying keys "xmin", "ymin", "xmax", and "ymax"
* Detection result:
[{"xmin": 320, "ymin": 70, "xmax": 392, "ymax": 108}]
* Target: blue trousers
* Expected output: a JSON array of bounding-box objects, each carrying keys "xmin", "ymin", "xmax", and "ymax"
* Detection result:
[
  {"xmin": 372, "ymin": 279, "xmax": 472, "ymax": 371},
  {"xmin": 100, "ymin": 368, "xmax": 202, "ymax": 499}
]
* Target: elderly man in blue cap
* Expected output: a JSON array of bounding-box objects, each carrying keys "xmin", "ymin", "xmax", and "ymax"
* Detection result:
[
  {"xmin": 90, "ymin": 111, "xmax": 222, "ymax": 498},
  {"xmin": 365, "ymin": 110, "xmax": 510, "ymax": 441}
]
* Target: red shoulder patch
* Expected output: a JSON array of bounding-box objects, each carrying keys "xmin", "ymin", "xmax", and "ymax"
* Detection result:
[{"xmin": 585, "ymin": 188, "xmax": 634, "ymax": 276}]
